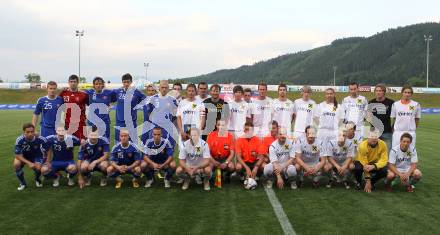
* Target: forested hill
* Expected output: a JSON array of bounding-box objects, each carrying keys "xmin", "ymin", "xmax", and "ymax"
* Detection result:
[{"xmin": 181, "ymin": 23, "xmax": 440, "ymax": 86}]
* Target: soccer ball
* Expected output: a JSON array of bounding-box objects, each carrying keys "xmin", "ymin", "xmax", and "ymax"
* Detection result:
[{"xmin": 244, "ymin": 178, "xmax": 257, "ymax": 190}]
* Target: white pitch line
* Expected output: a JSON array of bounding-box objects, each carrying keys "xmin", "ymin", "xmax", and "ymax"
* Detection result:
[{"xmin": 264, "ymin": 187, "xmax": 297, "ymax": 235}]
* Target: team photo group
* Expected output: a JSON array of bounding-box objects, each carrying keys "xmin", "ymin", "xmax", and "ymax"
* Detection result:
[{"xmin": 14, "ymin": 73, "xmax": 423, "ymax": 193}]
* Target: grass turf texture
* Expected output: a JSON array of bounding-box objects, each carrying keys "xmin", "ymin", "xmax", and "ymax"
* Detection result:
[
  {"xmin": 0, "ymin": 110, "xmax": 439, "ymax": 234},
  {"xmin": 2, "ymin": 89, "xmax": 440, "ymax": 108}
]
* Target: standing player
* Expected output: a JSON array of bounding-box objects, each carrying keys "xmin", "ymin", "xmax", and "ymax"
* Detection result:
[
  {"xmin": 113, "ymin": 73, "xmax": 145, "ymax": 142},
  {"xmin": 176, "ymin": 84, "xmax": 204, "ymax": 143},
  {"xmin": 14, "ymin": 123, "xmax": 48, "ymax": 190},
  {"xmin": 323, "ymin": 131, "xmax": 355, "ymax": 189},
  {"xmin": 250, "ymin": 82, "xmax": 273, "ymax": 138},
  {"xmin": 235, "ymin": 122, "xmax": 263, "ymax": 183},
  {"xmin": 243, "ymin": 88, "xmax": 253, "ymax": 103},
  {"xmin": 201, "ymin": 84, "xmax": 229, "ymax": 140},
  {"xmin": 390, "ymin": 85, "xmax": 421, "ymax": 148},
  {"xmin": 195, "ymin": 82, "xmax": 210, "ymax": 102},
  {"xmin": 42, "ymin": 126, "xmax": 81, "ymax": 187},
  {"xmin": 176, "ymin": 128, "xmax": 212, "ymax": 191},
  {"xmin": 272, "ymin": 84, "xmax": 294, "ymax": 138},
  {"xmin": 342, "ymin": 82, "xmax": 368, "ymax": 138},
  {"xmin": 353, "ymin": 130, "xmax": 388, "ymax": 193},
  {"xmin": 32, "ymin": 81, "xmax": 64, "ymax": 137},
  {"xmin": 263, "ymin": 128, "xmax": 297, "ymax": 190},
  {"xmin": 207, "ymin": 119, "xmax": 235, "ymax": 183},
  {"xmin": 141, "ymin": 80, "xmax": 178, "ymax": 147},
  {"xmin": 141, "ymin": 127, "xmax": 176, "ymax": 188},
  {"xmin": 172, "ymin": 83, "xmax": 184, "ymax": 104},
  {"xmin": 314, "ymin": 88, "xmax": 344, "ymax": 143},
  {"xmin": 228, "ymin": 85, "xmax": 251, "ymax": 138},
  {"xmin": 368, "ymin": 84, "xmax": 394, "ymax": 150},
  {"xmin": 59, "ymin": 75, "xmax": 89, "ymax": 140},
  {"xmin": 107, "ymin": 129, "xmax": 143, "ymax": 189},
  {"xmin": 85, "ymin": 77, "xmax": 117, "ymax": 139},
  {"xmin": 385, "ymin": 133, "xmax": 422, "ymax": 192},
  {"xmin": 294, "ymin": 126, "xmax": 327, "ymax": 188},
  {"xmin": 77, "ymin": 130, "xmax": 110, "ymax": 188},
  {"xmin": 292, "ymin": 86, "xmax": 316, "ymax": 140}
]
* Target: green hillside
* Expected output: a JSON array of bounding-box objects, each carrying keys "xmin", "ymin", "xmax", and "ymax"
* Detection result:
[{"xmin": 182, "ymin": 23, "xmax": 440, "ymax": 86}]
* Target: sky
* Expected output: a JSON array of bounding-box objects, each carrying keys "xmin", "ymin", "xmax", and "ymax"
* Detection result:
[{"xmin": 0, "ymin": 0, "xmax": 439, "ymax": 83}]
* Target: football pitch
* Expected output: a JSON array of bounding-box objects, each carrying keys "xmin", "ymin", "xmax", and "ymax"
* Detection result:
[{"xmin": 0, "ymin": 110, "xmax": 439, "ymax": 234}]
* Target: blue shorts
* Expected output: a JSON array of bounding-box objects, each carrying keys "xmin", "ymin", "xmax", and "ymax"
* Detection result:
[
  {"xmin": 51, "ymin": 160, "xmax": 76, "ymax": 172},
  {"xmin": 148, "ymin": 156, "xmax": 168, "ymax": 165},
  {"xmin": 21, "ymin": 157, "xmax": 44, "ymax": 166},
  {"xmin": 40, "ymin": 127, "xmax": 56, "ymax": 138}
]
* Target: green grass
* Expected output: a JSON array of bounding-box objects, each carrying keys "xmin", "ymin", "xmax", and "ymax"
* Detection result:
[
  {"xmin": 2, "ymin": 89, "xmax": 440, "ymax": 108},
  {"xmin": 1, "ymin": 110, "xmax": 439, "ymax": 234}
]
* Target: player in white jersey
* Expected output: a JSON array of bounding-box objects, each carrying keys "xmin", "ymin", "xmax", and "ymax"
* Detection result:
[
  {"xmin": 263, "ymin": 128, "xmax": 297, "ymax": 189},
  {"xmin": 323, "ymin": 130, "xmax": 355, "ymax": 189},
  {"xmin": 176, "ymin": 84, "xmax": 205, "ymax": 144},
  {"xmin": 385, "ymin": 133, "xmax": 422, "ymax": 193},
  {"xmin": 345, "ymin": 121, "xmax": 363, "ymax": 153},
  {"xmin": 195, "ymin": 82, "xmax": 210, "ymax": 102},
  {"xmin": 292, "ymin": 86, "xmax": 316, "ymax": 139},
  {"xmin": 271, "ymin": 84, "xmax": 294, "ymax": 138},
  {"xmin": 250, "ymin": 82, "xmax": 273, "ymax": 138},
  {"xmin": 176, "ymin": 128, "xmax": 212, "ymax": 191},
  {"xmin": 390, "ymin": 85, "xmax": 421, "ymax": 148},
  {"xmin": 342, "ymin": 82, "xmax": 368, "ymax": 138},
  {"xmin": 228, "ymin": 85, "xmax": 251, "ymax": 138},
  {"xmin": 294, "ymin": 126, "xmax": 328, "ymax": 188},
  {"xmin": 314, "ymin": 88, "xmax": 344, "ymax": 143}
]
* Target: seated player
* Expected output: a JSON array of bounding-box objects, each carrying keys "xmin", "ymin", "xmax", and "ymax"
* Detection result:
[
  {"xmin": 323, "ymin": 130, "xmax": 355, "ymax": 189},
  {"xmin": 258, "ymin": 121, "xmax": 279, "ymax": 171},
  {"xmin": 141, "ymin": 127, "xmax": 176, "ymax": 188},
  {"xmin": 206, "ymin": 119, "xmax": 235, "ymax": 183},
  {"xmin": 235, "ymin": 122, "xmax": 263, "ymax": 184},
  {"xmin": 13, "ymin": 123, "xmax": 48, "ymax": 190},
  {"xmin": 263, "ymin": 128, "xmax": 297, "ymax": 189},
  {"xmin": 385, "ymin": 133, "xmax": 422, "ymax": 193},
  {"xmin": 77, "ymin": 130, "xmax": 110, "ymax": 188},
  {"xmin": 176, "ymin": 128, "xmax": 212, "ymax": 191},
  {"xmin": 42, "ymin": 126, "xmax": 80, "ymax": 187},
  {"xmin": 294, "ymin": 126, "xmax": 327, "ymax": 188},
  {"xmin": 353, "ymin": 129, "xmax": 388, "ymax": 193},
  {"xmin": 107, "ymin": 129, "xmax": 142, "ymax": 189}
]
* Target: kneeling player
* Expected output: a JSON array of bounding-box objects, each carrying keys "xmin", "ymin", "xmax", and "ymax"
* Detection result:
[
  {"xmin": 141, "ymin": 127, "xmax": 176, "ymax": 188},
  {"xmin": 235, "ymin": 122, "xmax": 264, "ymax": 185},
  {"xmin": 323, "ymin": 131, "xmax": 355, "ymax": 189},
  {"xmin": 295, "ymin": 126, "xmax": 327, "ymax": 188},
  {"xmin": 263, "ymin": 128, "xmax": 297, "ymax": 189},
  {"xmin": 14, "ymin": 123, "xmax": 48, "ymax": 190},
  {"xmin": 385, "ymin": 133, "xmax": 422, "ymax": 193},
  {"xmin": 207, "ymin": 119, "xmax": 235, "ymax": 184},
  {"xmin": 77, "ymin": 131, "xmax": 110, "ymax": 188},
  {"xmin": 107, "ymin": 129, "xmax": 142, "ymax": 189},
  {"xmin": 42, "ymin": 126, "xmax": 80, "ymax": 187},
  {"xmin": 176, "ymin": 128, "xmax": 212, "ymax": 191}
]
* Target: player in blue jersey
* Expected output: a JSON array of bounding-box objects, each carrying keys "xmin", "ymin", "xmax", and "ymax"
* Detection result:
[
  {"xmin": 113, "ymin": 73, "xmax": 145, "ymax": 142},
  {"xmin": 140, "ymin": 127, "xmax": 176, "ymax": 188},
  {"xmin": 141, "ymin": 80, "xmax": 178, "ymax": 147},
  {"xmin": 32, "ymin": 81, "xmax": 64, "ymax": 137},
  {"xmin": 14, "ymin": 123, "xmax": 48, "ymax": 190},
  {"xmin": 107, "ymin": 129, "xmax": 142, "ymax": 189},
  {"xmin": 77, "ymin": 130, "xmax": 110, "ymax": 188},
  {"xmin": 85, "ymin": 77, "xmax": 117, "ymax": 139},
  {"xmin": 41, "ymin": 126, "xmax": 81, "ymax": 187}
]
